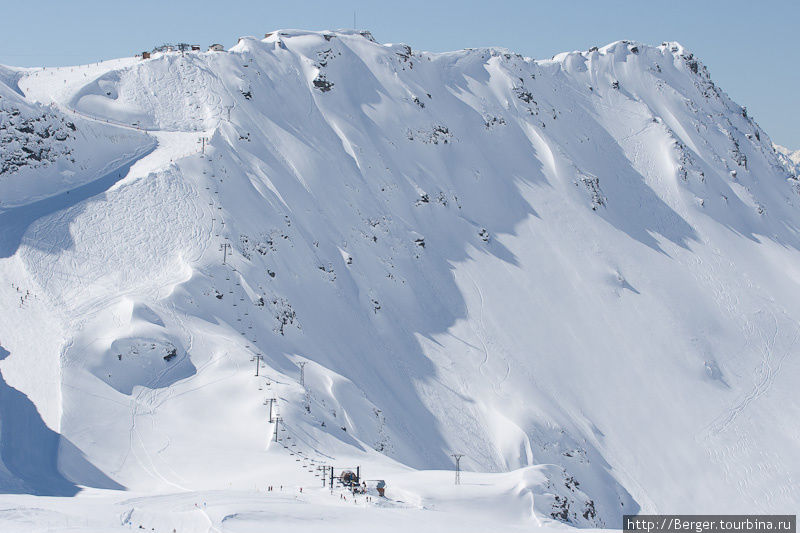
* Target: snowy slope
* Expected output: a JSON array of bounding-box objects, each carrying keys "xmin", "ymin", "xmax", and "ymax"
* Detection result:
[
  {"xmin": 1, "ymin": 30, "xmax": 799, "ymax": 529},
  {"xmin": 0, "ymin": 63, "xmax": 154, "ymax": 209}
]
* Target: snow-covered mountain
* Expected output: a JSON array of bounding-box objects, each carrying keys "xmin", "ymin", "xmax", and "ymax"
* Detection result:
[
  {"xmin": 1, "ymin": 30, "xmax": 799, "ymax": 529},
  {"xmin": 775, "ymin": 144, "xmax": 800, "ymax": 167}
]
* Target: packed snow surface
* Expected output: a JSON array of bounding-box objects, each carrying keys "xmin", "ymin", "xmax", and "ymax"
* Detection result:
[{"xmin": 1, "ymin": 30, "xmax": 799, "ymax": 531}]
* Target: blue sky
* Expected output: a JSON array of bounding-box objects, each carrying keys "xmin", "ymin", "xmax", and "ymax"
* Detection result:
[{"xmin": 1, "ymin": 0, "xmax": 797, "ymax": 147}]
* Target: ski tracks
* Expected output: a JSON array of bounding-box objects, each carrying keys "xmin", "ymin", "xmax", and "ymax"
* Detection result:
[
  {"xmin": 466, "ymin": 271, "xmax": 511, "ymax": 395},
  {"xmin": 704, "ymin": 309, "xmax": 799, "ymax": 437}
]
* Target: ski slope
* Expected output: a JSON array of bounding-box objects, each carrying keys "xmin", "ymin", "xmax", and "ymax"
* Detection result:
[{"xmin": 1, "ymin": 30, "xmax": 799, "ymax": 530}]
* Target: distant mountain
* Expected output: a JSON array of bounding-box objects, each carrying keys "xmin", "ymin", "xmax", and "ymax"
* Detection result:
[
  {"xmin": 1, "ymin": 31, "xmax": 799, "ymax": 525},
  {"xmin": 775, "ymin": 143, "xmax": 800, "ymax": 167}
]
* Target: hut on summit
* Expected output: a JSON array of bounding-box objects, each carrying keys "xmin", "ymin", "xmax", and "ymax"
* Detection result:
[{"xmin": 208, "ymin": 43, "xmax": 224, "ymax": 52}]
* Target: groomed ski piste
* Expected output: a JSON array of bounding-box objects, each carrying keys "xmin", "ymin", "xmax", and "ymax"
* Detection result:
[{"xmin": 1, "ymin": 30, "xmax": 799, "ymax": 531}]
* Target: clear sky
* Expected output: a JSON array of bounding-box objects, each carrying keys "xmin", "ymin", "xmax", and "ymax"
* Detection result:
[{"xmin": 1, "ymin": 0, "xmax": 797, "ymax": 147}]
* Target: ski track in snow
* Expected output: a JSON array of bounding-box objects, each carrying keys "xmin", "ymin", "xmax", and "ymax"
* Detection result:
[
  {"xmin": 705, "ymin": 310, "xmax": 798, "ymax": 436},
  {"xmin": 468, "ymin": 271, "xmax": 511, "ymax": 396}
]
